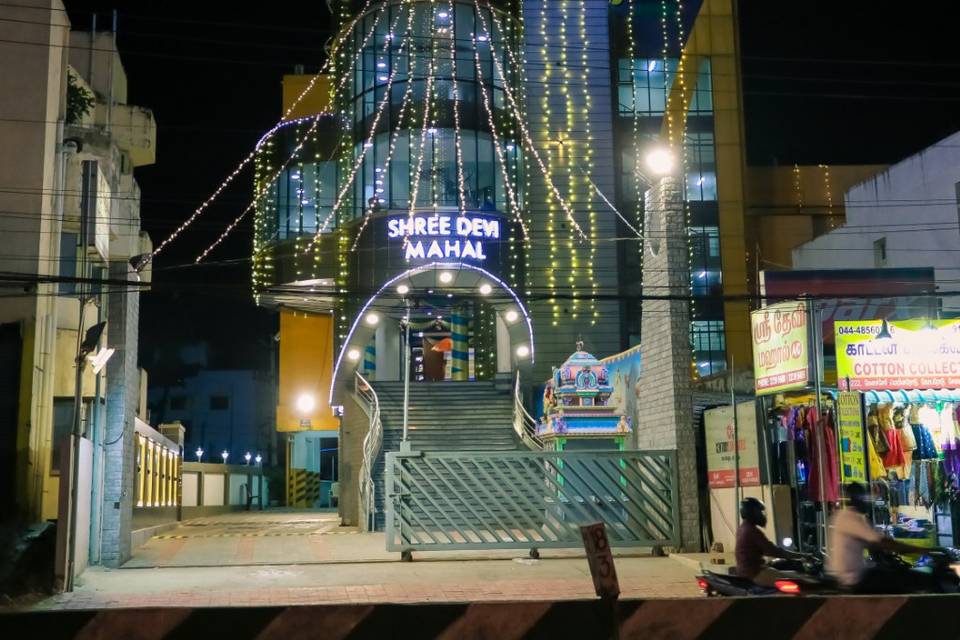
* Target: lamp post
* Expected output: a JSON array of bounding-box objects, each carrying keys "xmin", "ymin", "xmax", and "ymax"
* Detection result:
[
  {"xmin": 195, "ymin": 447, "xmax": 203, "ymax": 463},
  {"xmin": 221, "ymin": 450, "xmax": 229, "ymax": 465},
  {"xmin": 244, "ymin": 452, "xmax": 252, "ymax": 466}
]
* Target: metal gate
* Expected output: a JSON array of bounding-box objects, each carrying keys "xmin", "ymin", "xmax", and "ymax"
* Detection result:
[{"xmin": 385, "ymin": 450, "xmax": 680, "ymax": 552}]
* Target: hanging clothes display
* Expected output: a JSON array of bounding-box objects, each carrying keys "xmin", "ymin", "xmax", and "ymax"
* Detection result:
[
  {"xmin": 908, "ymin": 404, "xmax": 938, "ymax": 460},
  {"xmin": 878, "ymin": 404, "xmax": 906, "ymax": 478},
  {"xmin": 806, "ymin": 406, "xmax": 839, "ymax": 503}
]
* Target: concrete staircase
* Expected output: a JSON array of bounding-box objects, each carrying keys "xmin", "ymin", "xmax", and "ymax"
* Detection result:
[{"xmin": 369, "ymin": 381, "xmax": 521, "ymax": 530}]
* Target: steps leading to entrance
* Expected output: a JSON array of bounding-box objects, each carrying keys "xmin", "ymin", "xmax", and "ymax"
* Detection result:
[{"xmin": 369, "ymin": 381, "xmax": 522, "ymax": 530}]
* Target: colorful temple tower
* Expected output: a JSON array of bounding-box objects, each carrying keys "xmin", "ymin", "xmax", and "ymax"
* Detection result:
[{"xmin": 538, "ymin": 342, "xmax": 632, "ymax": 451}]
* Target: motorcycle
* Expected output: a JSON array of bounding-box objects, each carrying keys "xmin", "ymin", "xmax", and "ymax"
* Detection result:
[
  {"xmin": 696, "ymin": 556, "xmax": 839, "ymax": 597},
  {"xmin": 696, "ymin": 548, "xmax": 960, "ymax": 597}
]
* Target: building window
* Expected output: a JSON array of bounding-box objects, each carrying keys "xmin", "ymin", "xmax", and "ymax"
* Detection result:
[
  {"xmin": 691, "ymin": 320, "xmax": 726, "ymax": 378},
  {"xmin": 170, "ymin": 395, "xmax": 187, "ymax": 411},
  {"xmin": 873, "ymin": 237, "xmax": 887, "ymax": 267},
  {"xmin": 209, "ymin": 395, "xmax": 229, "ymax": 411},
  {"xmin": 684, "ymin": 132, "xmax": 717, "ymax": 201},
  {"xmin": 617, "ymin": 57, "xmax": 713, "ymax": 118}
]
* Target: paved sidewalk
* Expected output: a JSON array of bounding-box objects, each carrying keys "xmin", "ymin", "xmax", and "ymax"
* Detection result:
[
  {"xmin": 31, "ymin": 556, "xmax": 701, "ymax": 610},
  {"xmin": 18, "ymin": 511, "xmax": 703, "ymax": 610}
]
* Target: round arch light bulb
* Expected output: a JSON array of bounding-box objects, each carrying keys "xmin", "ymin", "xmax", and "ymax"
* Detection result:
[
  {"xmin": 365, "ymin": 312, "xmax": 380, "ymax": 326},
  {"xmin": 439, "ymin": 271, "xmax": 454, "ymax": 284},
  {"xmin": 397, "ymin": 284, "xmax": 409, "ymax": 295},
  {"xmin": 347, "ymin": 348, "xmax": 361, "ymax": 362},
  {"xmin": 479, "ymin": 283, "xmax": 492, "ymax": 295},
  {"xmin": 504, "ymin": 309, "xmax": 519, "ymax": 323},
  {"xmin": 516, "ymin": 345, "xmax": 530, "ymax": 358}
]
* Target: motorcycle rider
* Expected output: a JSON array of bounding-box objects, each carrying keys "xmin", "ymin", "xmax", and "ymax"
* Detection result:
[
  {"xmin": 735, "ymin": 497, "xmax": 806, "ymax": 587},
  {"xmin": 827, "ymin": 482, "xmax": 934, "ymax": 593}
]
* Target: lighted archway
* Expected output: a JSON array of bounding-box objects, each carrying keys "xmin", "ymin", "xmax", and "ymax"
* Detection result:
[{"xmin": 329, "ymin": 262, "xmax": 534, "ymax": 404}]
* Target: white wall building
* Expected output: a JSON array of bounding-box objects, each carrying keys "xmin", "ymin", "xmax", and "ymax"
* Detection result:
[{"xmin": 793, "ymin": 130, "xmax": 960, "ymax": 314}]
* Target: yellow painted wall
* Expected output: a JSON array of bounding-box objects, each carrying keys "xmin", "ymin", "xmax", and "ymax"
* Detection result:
[
  {"xmin": 277, "ymin": 309, "xmax": 339, "ymax": 432},
  {"xmin": 663, "ymin": 0, "xmax": 751, "ymax": 371},
  {"xmin": 281, "ymin": 75, "xmax": 333, "ymax": 121}
]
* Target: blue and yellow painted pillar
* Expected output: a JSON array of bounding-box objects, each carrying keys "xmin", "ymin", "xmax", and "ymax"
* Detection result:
[{"xmin": 451, "ymin": 310, "xmax": 469, "ymax": 381}]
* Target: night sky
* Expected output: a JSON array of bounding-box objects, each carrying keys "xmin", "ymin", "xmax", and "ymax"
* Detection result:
[{"xmin": 60, "ymin": 1, "xmax": 960, "ymax": 374}]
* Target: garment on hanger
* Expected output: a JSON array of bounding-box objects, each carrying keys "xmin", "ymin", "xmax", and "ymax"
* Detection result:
[
  {"xmin": 867, "ymin": 432, "xmax": 886, "ymax": 479},
  {"xmin": 879, "ymin": 404, "xmax": 906, "ymax": 478},
  {"xmin": 909, "ymin": 403, "xmax": 938, "ymax": 460},
  {"xmin": 868, "ymin": 407, "xmax": 889, "ymax": 456},
  {"xmin": 806, "ymin": 406, "xmax": 839, "ymax": 502}
]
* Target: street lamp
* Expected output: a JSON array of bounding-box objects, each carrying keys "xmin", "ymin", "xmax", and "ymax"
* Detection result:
[
  {"xmin": 645, "ymin": 147, "xmax": 675, "ymax": 177},
  {"xmin": 255, "ymin": 454, "xmax": 262, "ymax": 466},
  {"xmin": 244, "ymin": 452, "xmax": 252, "ymax": 465},
  {"xmin": 221, "ymin": 450, "xmax": 229, "ymax": 464},
  {"xmin": 195, "ymin": 447, "xmax": 204, "ymax": 462}
]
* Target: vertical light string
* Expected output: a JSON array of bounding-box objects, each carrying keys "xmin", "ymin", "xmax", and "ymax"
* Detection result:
[
  {"xmin": 820, "ymin": 163, "xmax": 836, "ymax": 229},
  {"xmin": 627, "ymin": 0, "xmax": 643, "ymax": 296},
  {"xmin": 487, "ymin": 5, "xmax": 528, "ymax": 290},
  {"xmin": 538, "ymin": 0, "xmax": 558, "ymax": 325},
  {"xmin": 474, "ymin": 0, "xmax": 586, "ymax": 241},
  {"xmin": 673, "ymin": 0, "xmax": 698, "ymax": 377},
  {"xmin": 471, "ymin": 18, "xmax": 527, "ymax": 240},
  {"xmin": 577, "ymin": 0, "xmax": 596, "ymax": 324},
  {"xmin": 446, "ymin": 0, "xmax": 468, "ymax": 216},
  {"xmin": 407, "ymin": 0, "xmax": 438, "ymax": 234},
  {"xmin": 560, "ymin": 0, "xmax": 578, "ymax": 320}
]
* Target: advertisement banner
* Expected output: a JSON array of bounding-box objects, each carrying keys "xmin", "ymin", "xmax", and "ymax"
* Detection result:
[
  {"xmin": 751, "ymin": 301, "xmax": 809, "ymax": 395},
  {"xmin": 704, "ymin": 402, "xmax": 760, "ymax": 488},
  {"xmin": 837, "ymin": 392, "xmax": 867, "ymax": 484},
  {"xmin": 760, "ymin": 268, "xmax": 937, "ymax": 348},
  {"xmin": 835, "ymin": 319, "xmax": 960, "ymax": 391}
]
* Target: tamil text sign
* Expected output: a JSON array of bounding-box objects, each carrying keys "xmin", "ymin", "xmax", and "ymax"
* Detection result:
[
  {"xmin": 704, "ymin": 402, "xmax": 760, "ymax": 488},
  {"xmin": 835, "ymin": 319, "xmax": 960, "ymax": 391},
  {"xmin": 837, "ymin": 392, "xmax": 867, "ymax": 484},
  {"xmin": 751, "ymin": 301, "xmax": 809, "ymax": 395}
]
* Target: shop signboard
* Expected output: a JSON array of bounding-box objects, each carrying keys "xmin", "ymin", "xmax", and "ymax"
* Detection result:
[
  {"xmin": 837, "ymin": 392, "xmax": 867, "ymax": 484},
  {"xmin": 835, "ymin": 319, "xmax": 960, "ymax": 391},
  {"xmin": 704, "ymin": 402, "xmax": 760, "ymax": 488},
  {"xmin": 751, "ymin": 301, "xmax": 809, "ymax": 395}
]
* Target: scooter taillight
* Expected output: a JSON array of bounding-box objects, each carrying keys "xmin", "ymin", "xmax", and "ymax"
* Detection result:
[
  {"xmin": 696, "ymin": 577, "xmax": 709, "ymax": 590},
  {"xmin": 775, "ymin": 580, "xmax": 801, "ymax": 594}
]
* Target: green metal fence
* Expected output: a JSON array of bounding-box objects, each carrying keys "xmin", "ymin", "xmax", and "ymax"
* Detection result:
[{"xmin": 384, "ymin": 450, "xmax": 680, "ymax": 553}]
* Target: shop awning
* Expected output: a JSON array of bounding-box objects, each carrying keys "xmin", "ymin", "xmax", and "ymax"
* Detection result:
[{"xmin": 860, "ymin": 389, "xmax": 960, "ymax": 404}]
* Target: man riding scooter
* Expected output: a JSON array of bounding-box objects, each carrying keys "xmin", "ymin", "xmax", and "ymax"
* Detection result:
[
  {"xmin": 735, "ymin": 497, "xmax": 807, "ymax": 587},
  {"xmin": 827, "ymin": 482, "xmax": 940, "ymax": 594}
]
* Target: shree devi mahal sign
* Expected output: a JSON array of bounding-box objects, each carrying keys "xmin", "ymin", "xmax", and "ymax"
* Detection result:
[{"xmin": 386, "ymin": 212, "xmax": 501, "ymax": 262}]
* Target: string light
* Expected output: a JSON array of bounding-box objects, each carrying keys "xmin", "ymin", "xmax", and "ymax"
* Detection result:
[
  {"xmin": 471, "ymin": 31, "xmax": 527, "ymax": 241},
  {"xmin": 150, "ymin": 0, "xmax": 384, "ymax": 266},
  {"xmin": 576, "ymin": 0, "xmax": 597, "ymax": 324},
  {"xmin": 308, "ymin": 2, "xmax": 417, "ymax": 250},
  {"xmin": 447, "ymin": 0, "xmax": 467, "ymax": 216},
  {"xmin": 196, "ymin": 115, "xmax": 324, "ymax": 263},
  {"xmin": 405, "ymin": 0, "xmax": 438, "ymax": 237},
  {"xmin": 350, "ymin": 12, "xmax": 421, "ymax": 251},
  {"xmin": 536, "ymin": 0, "xmax": 558, "ymax": 325},
  {"xmin": 474, "ymin": 0, "xmax": 586, "ymax": 242}
]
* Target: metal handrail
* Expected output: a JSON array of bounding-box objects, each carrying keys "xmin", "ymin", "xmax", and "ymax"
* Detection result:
[
  {"xmin": 355, "ymin": 371, "xmax": 383, "ymax": 531},
  {"xmin": 514, "ymin": 371, "xmax": 543, "ymax": 450}
]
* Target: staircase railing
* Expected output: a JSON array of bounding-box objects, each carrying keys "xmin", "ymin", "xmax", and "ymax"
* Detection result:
[
  {"xmin": 354, "ymin": 371, "xmax": 383, "ymax": 531},
  {"xmin": 514, "ymin": 371, "xmax": 544, "ymax": 450}
]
